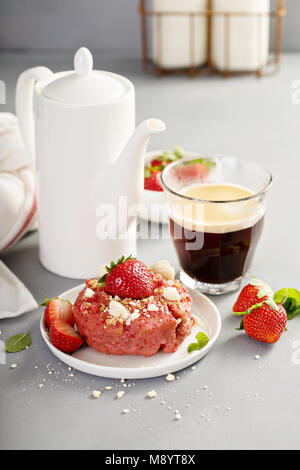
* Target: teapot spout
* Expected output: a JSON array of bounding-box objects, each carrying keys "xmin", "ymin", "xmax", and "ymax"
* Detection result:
[{"xmin": 119, "ymin": 118, "xmax": 166, "ymax": 171}]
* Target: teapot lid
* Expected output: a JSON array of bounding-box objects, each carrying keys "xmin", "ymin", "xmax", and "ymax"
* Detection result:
[{"xmin": 43, "ymin": 47, "xmax": 127, "ymax": 106}]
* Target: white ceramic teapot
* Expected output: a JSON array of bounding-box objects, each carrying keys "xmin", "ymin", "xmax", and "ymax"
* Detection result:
[{"xmin": 16, "ymin": 47, "xmax": 165, "ymax": 278}]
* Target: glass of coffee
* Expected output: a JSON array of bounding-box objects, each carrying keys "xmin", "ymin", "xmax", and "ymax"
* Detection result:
[{"xmin": 161, "ymin": 154, "xmax": 272, "ymax": 295}]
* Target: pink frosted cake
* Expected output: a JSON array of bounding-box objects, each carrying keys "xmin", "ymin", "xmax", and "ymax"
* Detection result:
[{"xmin": 72, "ymin": 259, "xmax": 194, "ymax": 357}]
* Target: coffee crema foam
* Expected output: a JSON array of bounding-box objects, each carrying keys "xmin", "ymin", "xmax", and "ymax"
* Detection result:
[{"xmin": 170, "ymin": 183, "xmax": 265, "ymax": 234}]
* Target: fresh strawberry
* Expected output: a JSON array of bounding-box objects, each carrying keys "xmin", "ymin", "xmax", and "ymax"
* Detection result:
[
  {"xmin": 233, "ymin": 278, "xmax": 273, "ymax": 313},
  {"xmin": 144, "ymin": 170, "xmax": 163, "ymax": 192},
  {"xmin": 49, "ymin": 320, "xmax": 83, "ymax": 353},
  {"xmin": 240, "ymin": 301, "xmax": 287, "ymax": 344},
  {"xmin": 100, "ymin": 256, "xmax": 155, "ymax": 300},
  {"xmin": 42, "ymin": 297, "xmax": 74, "ymax": 328}
]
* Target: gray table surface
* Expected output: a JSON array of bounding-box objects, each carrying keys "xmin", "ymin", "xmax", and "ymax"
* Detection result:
[{"xmin": 0, "ymin": 52, "xmax": 300, "ymax": 450}]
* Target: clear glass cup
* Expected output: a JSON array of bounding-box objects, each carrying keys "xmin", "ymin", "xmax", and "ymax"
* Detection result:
[{"xmin": 161, "ymin": 154, "xmax": 272, "ymax": 295}]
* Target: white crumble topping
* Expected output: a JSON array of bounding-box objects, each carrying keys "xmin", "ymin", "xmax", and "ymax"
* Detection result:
[
  {"xmin": 163, "ymin": 286, "xmax": 180, "ymax": 302},
  {"xmin": 108, "ymin": 300, "xmax": 141, "ymax": 326},
  {"xmin": 116, "ymin": 391, "xmax": 125, "ymax": 399},
  {"xmin": 92, "ymin": 390, "xmax": 101, "ymax": 399},
  {"xmin": 126, "ymin": 309, "xmax": 140, "ymax": 325},
  {"xmin": 84, "ymin": 287, "xmax": 95, "ymax": 298},
  {"xmin": 147, "ymin": 390, "xmax": 157, "ymax": 399},
  {"xmin": 147, "ymin": 304, "xmax": 159, "ymax": 312},
  {"xmin": 166, "ymin": 373, "xmax": 175, "ymax": 382},
  {"xmin": 109, "ymin": 300, "xmax": 129, "ymax": 321},
  {"xmin": 151, "ymin": 260, "xmax": 175, "ymax": 281}
]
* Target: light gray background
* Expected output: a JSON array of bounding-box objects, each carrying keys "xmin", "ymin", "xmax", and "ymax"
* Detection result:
[{"xmin": 0, "ymin": 0, "xmax": 299, "ymax": 52}]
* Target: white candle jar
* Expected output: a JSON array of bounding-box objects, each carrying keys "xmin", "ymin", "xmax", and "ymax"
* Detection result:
[
  {"xmin": 152, "ymin": 0, "xmax": 208, "ymax": 69},
  {"xmin": 212, "ymin": 0, "xmax": 270, "ymax": 72}
]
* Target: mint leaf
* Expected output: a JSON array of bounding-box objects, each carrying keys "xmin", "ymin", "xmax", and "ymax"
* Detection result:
[
  {"xmin": 195, "ymin": 332, "xmax": 209, "ymax": 349},
  {"xmin": 188, "ymin": 342, "xmax": 200, "ymax": 354},
  {"xmin": 188, "ymin": 332, "xmax": 209, "ymax": 353},
  {"xmin": 5, "ymin": 332, "xmax": 31, "ymax": 353},
  {"xmin": 274, "ymin": 288, "xmax": 300, "ymax": 320}
]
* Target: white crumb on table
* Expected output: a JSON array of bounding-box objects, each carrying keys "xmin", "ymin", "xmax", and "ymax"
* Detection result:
[
  {"xmin": 147, "ymin": 390, "xmax": 157, "ymax": 398},
  {"xmin": 105, "ymin": 386, "xmax": 113, "ymax": 390},
  {"xmin": 166, "ymin": 373, "xmax": 175, "ymax": 382},
  {"xmin": 38, "ymin": 384, "xmax": 44, "ymax": 389},
  {"xmin": 92, "ymin": 390, "xmax": 101, "ymax": 399},
  {"xmin": 255, "ymin": 355, "xmax": 261, "ymax": 360},
  {"xmin": 122, "ymin": 408, "xmax": 130, "ymax": 415},
  {"xmin": 116, "ymin": 391, "xmax": 125, "ymax": 399},
  {"xmin": 10, "ymin": 363, "xmax": 18, "ymax": 369},
  {"xmin": 175, "ymin": 412, "xmax": 182, "ymax": 420}
]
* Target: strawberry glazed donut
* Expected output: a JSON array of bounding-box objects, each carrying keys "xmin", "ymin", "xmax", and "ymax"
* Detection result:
[{"xmin": 72, "ymin": 259, "xmax": 194, "ymax": 357}]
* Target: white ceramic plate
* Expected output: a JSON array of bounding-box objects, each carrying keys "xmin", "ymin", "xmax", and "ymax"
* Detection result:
[{"xmin": 40, "ymin": 284, "xmax": 221, "ymax": 379}]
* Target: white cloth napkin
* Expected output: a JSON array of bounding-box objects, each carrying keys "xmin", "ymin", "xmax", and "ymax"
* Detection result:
[
  {"xmin": 0, "ymin": 112, "xmax": 38, "ymax": 318},
  {"xmin": 0, "ymin": 112, "xmax": 37, "ymax": 253},
  {"xmin": 0, "ymin": 260, "xmax": 38, "ymax": 318}
]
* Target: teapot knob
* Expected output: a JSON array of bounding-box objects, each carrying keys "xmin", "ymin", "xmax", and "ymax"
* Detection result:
[{"xmin": 74, "ymin": 47, "xmax": 93, "ymax": 77}]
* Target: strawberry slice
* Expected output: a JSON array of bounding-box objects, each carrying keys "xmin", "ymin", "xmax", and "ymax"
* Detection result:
[
  {"xmin": 49, "ymin": 320, "xmax": 83, "ymax": 353},
  {"xmin": 43, "ymin": 297, "xmax": 74, "ymax": 328}
]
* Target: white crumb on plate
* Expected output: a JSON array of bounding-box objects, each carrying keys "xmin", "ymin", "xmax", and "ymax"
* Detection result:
[
  {"xmin": 92, "ymin": 390, "xmax": 101, "ymax": 399},
  {"xmin": 105, "ymin": 386, "xmax": 113, "ymax": 390},
  {"xmin": 147, "ymin": 304, "xmax": 159, "ymax": 312},
  {"xmin": 116, "ymin": 391, "xmax": 125, "ymax": 399},
  {"xmin": 175, "ymin": 412, "xmax": 182, "ymax": 420},
  {"xmin": 163, "ymin": 286, "xmax": 180, "ymax": 302},
  {"xmin": 10, "ymin": 363, "xmax": 18, "ymax": 369},
  {"xmin": 122, "ymin": 408, "xmax": 130, "ymax": 414},
  {"xmin": 255, "ymin": 355, "xmax": 261, "ymax": 360},
  {"xmin": 150, "ymin": 260, "xmax": 175, "ymax": 281},
  {"xmin": 147, "ymin": 390, "xmax": 157, "ymax": 398},
  {"xmin": 38, "ymin": 384, "xmax": 44, "ymax": 389}
]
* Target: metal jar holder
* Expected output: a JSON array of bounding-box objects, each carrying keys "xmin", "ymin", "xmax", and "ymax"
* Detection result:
[{"xmin": 139, "ymin": 0, "xmax": 286, "ymax": 77}]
